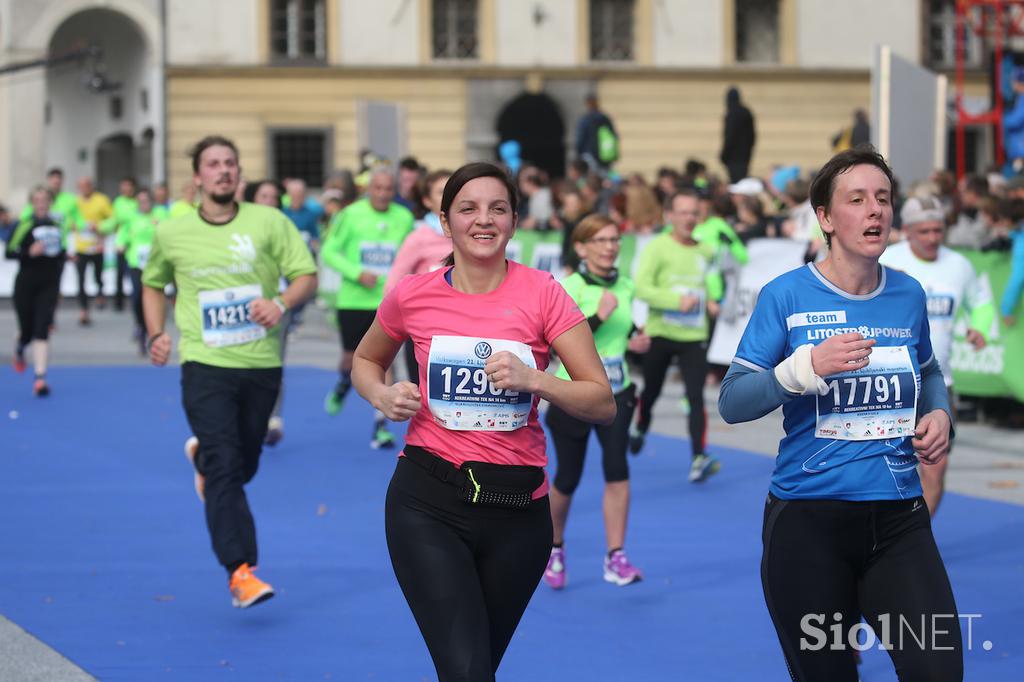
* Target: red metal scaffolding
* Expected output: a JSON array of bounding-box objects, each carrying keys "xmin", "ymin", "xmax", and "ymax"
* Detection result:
[{"xmin": 954, "ymin": 0, "xmax": 1024, "ymax": 178}]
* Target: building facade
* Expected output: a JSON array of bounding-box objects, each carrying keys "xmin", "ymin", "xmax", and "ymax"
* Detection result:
[{"xmin": 0, "ymin": 0, "xmax": 993, "ymax": 205}]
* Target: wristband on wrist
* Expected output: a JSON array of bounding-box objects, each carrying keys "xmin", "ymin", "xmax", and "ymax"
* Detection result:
[
  {"xmin": 273, "ymin": 296, "xmax": 288, "ymax": 314},
  {"xmin": 145, "ymin": 332, "xmax": 165, "ymax": 352}
]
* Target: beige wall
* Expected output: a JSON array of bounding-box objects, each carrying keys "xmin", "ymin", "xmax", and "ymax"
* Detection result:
[
  {"xmin": 797, "ymin": 0, "xmax": 920, "ymax": 69},
  {"xmin": 495, "ymin": 0, "xmax": 576, "ymax": 67},
  {"xmin": 340, "ymin": 0, "xmax": 419, "ymax": 65},
  {"xmin": 653, "ymin": 0, "xmax": 724, "ymax": 68},
  {"xmin": 167, "ymin": 0, "xmax": 261, "ymax": 65},
  {"xmin": 166, "ymin": 70, "xmax": 467, "ymax": 191},
  {"xmin": 600, "ymin": 73, "xmax": 871, "ymax": 178}
]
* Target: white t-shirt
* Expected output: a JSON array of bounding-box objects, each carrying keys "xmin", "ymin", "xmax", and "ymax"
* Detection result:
[{"xmin": 879, "ymin": 242, "xmax": 990, "ymax": 386}]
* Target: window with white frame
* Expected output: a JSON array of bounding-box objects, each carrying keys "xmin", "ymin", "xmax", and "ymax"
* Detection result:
[
  {"xmin": 735, "ymin": 0, "xmax": 779, "ymax": 64},
  {"xmin": 270, "ymin": 0, "xmax": 326, "ymax": 63},
  {"xmin": 590, "ymin": 0, "xmax": 634, "ymax": 62},
  {"xmin": 926, "ymin": 0, "xmax": 983, "ymax": 70},
  {"xmin": 432, "ymin": 0, "xmax": 478, "ymax": 60}
]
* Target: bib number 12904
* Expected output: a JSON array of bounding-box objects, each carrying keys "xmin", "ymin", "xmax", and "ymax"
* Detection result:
[{"xmin": 439, "ymin": 366, "xmax": 519, "ymax": 399}]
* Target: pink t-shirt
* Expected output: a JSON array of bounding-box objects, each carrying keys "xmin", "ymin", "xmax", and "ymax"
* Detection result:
[
  {"xmin": 377, "ymin": 260, "xmax": 585, "ymax": 479},
  {"xmin": 383, "ymin": 222, "xmax": 452, "ymax": 295}
]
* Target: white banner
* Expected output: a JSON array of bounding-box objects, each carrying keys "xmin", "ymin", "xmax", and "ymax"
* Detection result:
[
  {"xmin": 1, "ymin": 237, "xmax": 121, "ymax": 297},
  {"xmin": 707, "ymin": 238, "xmax": 809, "ymax": 366}
]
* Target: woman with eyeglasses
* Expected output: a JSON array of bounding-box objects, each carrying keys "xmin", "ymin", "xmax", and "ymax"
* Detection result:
[{"xmin": 543, "ymin": 214, "xmax": 651, "ymax": 589}]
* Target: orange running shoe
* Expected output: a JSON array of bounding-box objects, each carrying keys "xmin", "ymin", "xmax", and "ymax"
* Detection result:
[
  {"xmin": 183, "ymin": 436, "xmax": 205, "ymax": 502},
  {"xmin": 12, "ymin": 348, "xmax": 26, "ymax": 373},
  {"xmin": 229, "ymin": 563, "xmax": 274, "ymax": 608},
  {"xmin": 32, "ymin": 378, "xmax": 50, "ymax": 397}
]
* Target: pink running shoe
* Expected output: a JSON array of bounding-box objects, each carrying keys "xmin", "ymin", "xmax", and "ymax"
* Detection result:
[
  {"xmin": 543, "ymin": 547, "xmax": 567, "ymax": 590},
  {"xmin": 603, "ymin": 549, "xmax": 642, "ymax": 586}
]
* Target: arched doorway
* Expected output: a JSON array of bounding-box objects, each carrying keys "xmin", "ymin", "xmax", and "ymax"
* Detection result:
[
  {"xmin": 46, "ymin": 8, "xmax": 156, "ymax": 193},
  {"xmin": 496, "ymin": 93, "xmax": 567, "ymax": 179},
  {"xmin": 96, "ymin": 133, "xmax": 134, "ymax": 197}
]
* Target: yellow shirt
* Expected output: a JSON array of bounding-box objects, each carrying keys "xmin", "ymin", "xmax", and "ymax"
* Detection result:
[{"xmin": 74, "ymin": 192, "xmax": 114, "ymax": 255}]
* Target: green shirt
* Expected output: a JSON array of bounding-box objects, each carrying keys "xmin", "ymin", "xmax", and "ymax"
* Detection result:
[
  {"xmin": 692, "ymin": 216, "xmax": 749, "ymax": 265},
  {"xmin": 555, "ymin": 272, "xmax": 636, "ymax": 392},
  {"xmin": 168, "ymin": 200, "xmax": 196, "ymax": 218},
  {"xmin": 321, "ymin": 198, "xmax": 414, "ymax": 310},
  {"xmin": 116, "ymin": 206, "xmax": 167, "ymax": 269},
  {"xmin": 142, "ymin": 203, "xmax": 317, "ymax": 369},
  {"xmin": 106, "ymin": 195, "xmax": 139, "ymax": 240},
  {"xmin": 635, "ymin": 232, "xmax": 721, "ymax": 343}
]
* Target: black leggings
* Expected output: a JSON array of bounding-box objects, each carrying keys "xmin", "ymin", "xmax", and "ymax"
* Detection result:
[
  {"xmin": 74, "ymin": 253, "xmax": 104, "ymax": 309},
  {"xmin": 14, "ymin": 271, "xmax": 61, "ymax": 345},
  {"xmin": 761, "ymin": 493, "xmax": 962, "ymax": 682},
  {"xmin": 129, "ymin": 268, "xmax": 145, "ymax": 331},
  {"xmin": 546, "ymin": 385, "xmax": 636, "ymax": 495},
  {"xmin": 637, "ymin": 337, "xmax": 707, "ymax": 457},
  {"xmin": 385, "ymin": 456, "xmax": 552, "ymax": 682}
]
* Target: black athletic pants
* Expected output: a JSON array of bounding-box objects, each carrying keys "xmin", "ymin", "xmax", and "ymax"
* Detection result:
[
  {"xmin": 14, "ymin": 270, "xmax": 61, "ymax": 345},
  {"xmin": 114, "ymin": 251, "xmax": 129, "ymax": 309},
  {"xmin": 761, "ymin": 493, "xmax": 962, "ymax": 682},
  {"xmin": 546, "ymin": 385, "xmax": 636, "ymax": 495},
  {"xmin": 637, "ymin": 337, "xmax": 707, "ymax": 457},
  {"xmin": 128, "ymin": 268, "xmax": 145, "ymax": 332},
  {"xmin": 385, "ymin": 456, "xmax": 552, "ymax": 682},
  {"xmin": 181, "ymin": 362, "xmax": 281, "ymax": 572},
  {"xmin": 74, "ymin": 253, "xmax": 104, "ymax": 310}
]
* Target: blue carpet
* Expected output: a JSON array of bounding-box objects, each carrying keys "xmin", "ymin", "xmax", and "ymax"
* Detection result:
[{"xmin": 1, "ymin": 366, "xmax": 1021, "ymax": 681}]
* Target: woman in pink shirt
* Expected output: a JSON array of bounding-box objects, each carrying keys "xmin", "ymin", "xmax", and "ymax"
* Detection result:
[
  {"xmin": 353, "ymin": 162, "xmax": 615, "ymax": 681},
  {"xmin": 385, "ymin": 169, "xmax": 452, "ymax": 386}
]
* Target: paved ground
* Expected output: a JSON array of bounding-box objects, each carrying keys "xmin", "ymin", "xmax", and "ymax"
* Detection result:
[{"xmin": 1, "ymin": 299, "xmax": 1021, "ymax": 680}]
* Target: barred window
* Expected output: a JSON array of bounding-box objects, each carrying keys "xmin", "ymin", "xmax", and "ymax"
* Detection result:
[
  {"xmin": 590, "ymin": 0, "xmax": 634, "ymax": 62},
  {"xmin": 270, "ymin": 0, "xmax": 326, "ymax": 63},
  {"xmin": 736, "ymin": 0, "xmax": 779, "ymax": 64},
  {"xmin": 433, "ymin": 0, "xmax": 478, "ymax": 60},
  {"xmin": 270, "ymin": 130, "xmax": 330, "ymax": 188},
  {"xmin": 926, "ymin": 0, "xmax": 983, "ymax": 70}
]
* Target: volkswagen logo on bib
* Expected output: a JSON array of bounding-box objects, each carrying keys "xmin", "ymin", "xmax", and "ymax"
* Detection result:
[
  {"xmin": 225, "ymin": 291, "xmax": 235, "ymax": 301},
  {"xmin": 474, "ymin": 342, "xmax": 492, "ymax": 359}
]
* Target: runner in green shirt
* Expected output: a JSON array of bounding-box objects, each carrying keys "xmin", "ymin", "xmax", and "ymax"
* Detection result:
[
  {"xmin": 19, "ymin": 168, "xmax": 81, "ymax": 236},
  {"xmin": 106, "ymin": 177, "xmax": 139, "ymax": 311},
  {"xmin": 321, "ymin": 168, "xmax": 414, "ymax": 448},
  {"xmin": 142, "ymin": 135, "xmax": 317, "ymax": 609},
  {"xmin": 632, "ymin": 189, "xmax": 724, "ymax": 483},
  {"xmin": 544, "ymin": 214, "xmax": 651, "ymax": 591},
  {"xmin": 116, "ymin": 187, "xmax": 166, "ymax": 353}
]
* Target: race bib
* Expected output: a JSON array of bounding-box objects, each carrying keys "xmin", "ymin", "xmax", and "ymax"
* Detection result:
[
  {"xmin": 426, "ymin": 335, "xmax": 536, "ymax": 431},
  {"xmin": 135, "ymin": 244, "xmax": 152, "ymax": 269},
  {"xmin": 816, "ymin": 345, "xmax": 918, "ymax": 441},
  {"xmin": 32, "ymin": 226, "xmax": 62, "ymax": 257},
  {"xmin": 74, "ymin": 229, "xmax": 100, "ymax": 254},
  {"xmin": 603, "ymin": 355, "xmax": 625, "ymax": 393},
  {"xmin": 360, "ymin": 242, "xmax": 397, "ymax": 275},
  {"xmin": 198, "ymin": 284, "xmax": 267, "ymax": 348},
  {"xmin": 663, "ymin": 288, "xmax": 705, "ymax": 328}
]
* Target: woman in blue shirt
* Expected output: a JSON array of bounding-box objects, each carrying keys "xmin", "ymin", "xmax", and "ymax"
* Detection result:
[{"xmin": 719, "ymin": 147, "xmax": 961, "ymax": 682}]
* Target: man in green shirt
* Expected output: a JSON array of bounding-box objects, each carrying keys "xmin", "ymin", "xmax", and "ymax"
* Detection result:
[
  {"xmin": 116, "ymin": 187, "xmax": 166, "ymax": 353},
  {"xmin": 142, "ymin": 135, "xmax": 317, "ymax": 609},
  {"xmin": 321, "ymin": 168, "xmax": 413, "ymax": 448},
  {"xmin": 633, "ymin": 189, "xmax": 724, "ymax": 483},
  {"xmin": 107, "ymin": 176, "xmax": 139, "ymax": 312}
]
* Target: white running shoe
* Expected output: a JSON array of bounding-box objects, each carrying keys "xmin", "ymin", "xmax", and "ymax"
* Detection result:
[{"xmin": 183, "ymin": 436, "xmax": 205, "ymax": 502}]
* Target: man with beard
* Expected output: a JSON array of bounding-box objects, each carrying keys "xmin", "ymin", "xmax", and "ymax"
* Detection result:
[{"xmin": 141, "ymin": 136, "xmax": 317, "ymax": 608}]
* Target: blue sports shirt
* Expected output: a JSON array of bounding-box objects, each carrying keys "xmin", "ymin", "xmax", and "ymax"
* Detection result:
[{"xmin": 734, "ymin": 263, "xmax": 936, "ymax": 501}]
